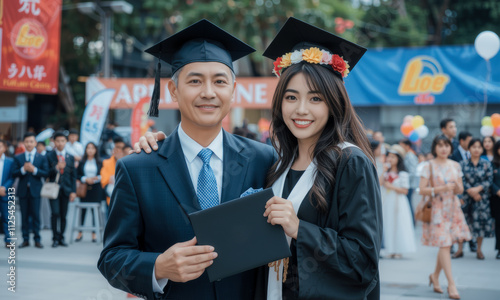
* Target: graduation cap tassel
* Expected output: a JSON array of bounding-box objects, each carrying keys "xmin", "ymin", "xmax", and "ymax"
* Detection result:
[{"xmin": 148, "ymin": 59, "xmax": 161, "ymax": 117}]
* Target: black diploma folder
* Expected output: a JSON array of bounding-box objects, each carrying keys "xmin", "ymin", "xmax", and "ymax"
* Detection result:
[{"xmin": 189, "ymin": 188, "xmax": 291, "ymax": 282}]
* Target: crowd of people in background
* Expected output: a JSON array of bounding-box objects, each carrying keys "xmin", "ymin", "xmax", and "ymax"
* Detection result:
[
  {"xmin": 0, "ymin": 117, "xmax": 498, "ymax": 278},
  {"xmin": 369, "ymin": 117, "xmax": 499, "ymax": 298},
  {"xmin": 0, "ymin": 125, "xmax": 132, "ymax": 249}
]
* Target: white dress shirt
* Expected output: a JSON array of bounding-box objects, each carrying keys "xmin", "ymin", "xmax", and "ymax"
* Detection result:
[
  {"xmin": 81, "ymin": 159, "xmax": 101, "ymax": 183},
  {"xmin": 20, "ymin": 148, "xmax": 38, "ymax": 176},
  {"xmin": 458, "ymin": 145, "xmax": 470, "ymax": 161},
  {"xmin": 65, "ymin": 141, "xmax": 84, "ymax": 158},
  {"xmin": 152, "ymin": 124, "xmax": 224, "ymax": 293}
]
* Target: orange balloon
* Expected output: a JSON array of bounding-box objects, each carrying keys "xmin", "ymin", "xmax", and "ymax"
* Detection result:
[
  {"xmin": 492, "ymin": 114, "xmax": 500, "ymax": 127},
  {"xmin": 400, "ymin": 122, "xmax": 414, "ymax": 136}
]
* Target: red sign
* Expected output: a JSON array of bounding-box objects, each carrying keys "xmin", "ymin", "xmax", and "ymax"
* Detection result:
[{"xmin": 0, "ymin": 0, "xmax": 62, "ymax": 94}]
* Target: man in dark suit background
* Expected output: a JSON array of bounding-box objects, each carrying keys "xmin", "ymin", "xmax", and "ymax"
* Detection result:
[
  {"xmin": 13, "ymin": 132, "xmax": 49, "ymax": 248},
  {"xmin": 450, "ymin": 131, "xmax": 472, "ymax": 163},
  {"xmin": 449, "ymin": 131, "xmax": 477, "ymax": 255},
  {"xmin": 440, "ymin": 118, "xmax": 459, "ymax": 151},
  {"xmin": 0, "ymin": 139, "xmax": 15, "ymax": 248},
  {"xmin": 98, "ymin": 20, "xmax": 276, "ymax": 300},
  {"xmin": 46, "ymin": 131, "xmax": 77, "ymax": 247}
]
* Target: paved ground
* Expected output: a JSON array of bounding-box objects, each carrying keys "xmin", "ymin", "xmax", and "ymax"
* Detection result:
[{"xmin": 0, "ymin": 202, "xmax": 499, "ymax": 300}]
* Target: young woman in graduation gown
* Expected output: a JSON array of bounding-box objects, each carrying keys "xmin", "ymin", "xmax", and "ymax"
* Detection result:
[
  {"xmin": 134, "ymin": 18, "xmax": 383, "ymax": 300},
  {"xmin": 260, "ymin": 18, "xmax": 383, "ymax": 300}
]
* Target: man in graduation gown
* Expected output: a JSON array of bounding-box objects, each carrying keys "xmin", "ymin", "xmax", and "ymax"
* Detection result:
[{"xmin": 97, "ymin": 20, "xmax": 275, "ymax": 300}]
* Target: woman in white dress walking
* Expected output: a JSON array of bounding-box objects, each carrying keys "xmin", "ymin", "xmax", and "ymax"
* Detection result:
[{"xmin": 380, "ymin": 144, "xmax": 417, "ymax": 258}]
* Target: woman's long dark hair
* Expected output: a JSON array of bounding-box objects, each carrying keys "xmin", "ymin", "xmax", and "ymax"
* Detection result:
[
  {"xmin": 492, "ymin": 140, "xmax": 500, "ymax": 167},
  {"xmin": 266, "ymin": 62, "xmax": 374, "ymax": 213},
  {"xmin": 82, "ymin": 142, "xmax": 100, "ymax": 163},
  {"xmin": 388, "ymin": 152, "xmax": 406, "ymax": 173}
]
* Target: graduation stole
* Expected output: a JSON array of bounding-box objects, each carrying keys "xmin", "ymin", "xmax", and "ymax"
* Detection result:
[{"xmin": 268, "ymin": 142, "xmax": 359, "ymax": 283}]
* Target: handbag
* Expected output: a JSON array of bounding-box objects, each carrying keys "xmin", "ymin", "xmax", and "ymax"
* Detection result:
[
  {"xmin": 415, "ymin": 162, "xmax": 435, "ymax": 223},
  {"xmin": 41, "ymin": 172, "xmax": 60, "ymax": 199},
  {"xmin": 76, "ymin": 181, "xmax": 88, "ymax": 198}
]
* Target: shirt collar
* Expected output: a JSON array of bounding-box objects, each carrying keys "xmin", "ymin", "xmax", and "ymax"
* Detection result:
[
  {"xmin": 56, "ymin": 149, "xmax": 66, "ymax": 157},
  {"xmin": 0, "ymin": 153, "xmax": 5, "ymax": 161},
  {"xmin": 25, "ymin": 148, "xmax": 37, "ymax": 159},
  {"xmin": 178, "ymin": 123, "xmax": 223, "ymax": 163}
]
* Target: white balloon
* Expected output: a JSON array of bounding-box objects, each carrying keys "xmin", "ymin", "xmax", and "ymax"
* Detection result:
[
  {"xmin": 481, "ymin": 126, "xmax": 494, "ymax": 137},
  {"xmin": 416, "ymin": 125, "xmax": 429, "ymax": 139},
  {"xmin": 403, "ymin": 115, "xmax": 413, "ymax": 123},
  {"xmin": 475, "ymin": 31, "xmax": 500, "ymax": 60}
]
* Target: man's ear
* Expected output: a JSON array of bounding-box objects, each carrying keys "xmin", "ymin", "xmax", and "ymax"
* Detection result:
[
  {"xmin": 231, "ymin": 80, "xmax": 237, "ymax": 103},
  {"xmin": 167, "ymin": 80, "xmax": 178, "ymax": 103}
]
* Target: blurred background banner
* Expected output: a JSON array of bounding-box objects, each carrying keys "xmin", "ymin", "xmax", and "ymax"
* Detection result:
[
  {"xmin": 347, "ymin": 45, "xmax": 500, "ymax": 106},
  {"xmin": 85, "ymin": 76, "xmax": 279, "ymax": 109},
  {"xmin": 80, "ymin": 88, "xmax": 114, "ymax": 147},
  {"xmin": 0, "ymin": 0, "xmax": 62, "ymax": 94}
]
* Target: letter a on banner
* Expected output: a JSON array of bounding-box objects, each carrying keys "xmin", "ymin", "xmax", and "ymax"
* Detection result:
[{"xmin": 80, "ymin": 89, "xmax": 115, "ymax": 147}]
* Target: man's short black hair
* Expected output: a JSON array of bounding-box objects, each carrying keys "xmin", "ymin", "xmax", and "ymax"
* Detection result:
[
  {"xmin": 440, "ymin": 118, "xmax": 455, "ymax": 129},
  {"xmin": 37, "ymin": 141, "xmax": 46, "ymax": 147},
  {"xmin": 399, "ymin": 138, "xmax": 412, "ymax": 147},
  {"xmin": 467, "ymin": 137, "xmax": 483, "ymax": 150},
  {"xmin": 53, "ymin": 131, "xmax": 68, "ymax": 140},
  {"xmin": 458, "ymin": 131, "xmax": 472, "ymax": 142},
  {"xmin": 23, "ymin": 132, "xmax": 36, "ymax": 140},
  {"xmin": 69, "ymin": 129, "xmax": 79, "ymax": 135},
  {"xmin": 113, "ymin": 136, "xmax": 124, "ymax": 144}
]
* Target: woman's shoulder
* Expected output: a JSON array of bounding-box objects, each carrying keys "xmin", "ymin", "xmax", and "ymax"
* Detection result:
[
  {"xmin": 337, "ymin": 146, "xmax": 374, "ymax": 172},
  {"xmin": 448, "ymin": 159, "xmax": 461, "ymax": 168}
]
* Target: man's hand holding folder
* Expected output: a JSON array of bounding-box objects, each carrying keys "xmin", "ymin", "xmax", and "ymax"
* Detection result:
[{"xmin": 154, "ymin": 237, "xmax": 217, "ymax": 282}]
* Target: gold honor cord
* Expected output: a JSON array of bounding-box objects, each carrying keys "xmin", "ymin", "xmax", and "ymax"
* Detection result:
[{"xmin": 268, "ymin": 257, "xmax": 289, "ymax": 282}]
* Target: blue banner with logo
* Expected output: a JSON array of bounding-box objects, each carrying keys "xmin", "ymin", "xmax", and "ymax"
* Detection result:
[{"xmin": 345, "ymin": 45, "xmax": 500, "ymax": 106}]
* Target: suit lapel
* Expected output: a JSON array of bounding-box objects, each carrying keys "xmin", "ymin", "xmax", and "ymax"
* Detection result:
[
  {"xmin": 157, "ymin": 128, "xmax": 200, "ymax": 215},
  {"xmin": 220, "ymin": 131, "xmax": 250, "ymax": 204}
]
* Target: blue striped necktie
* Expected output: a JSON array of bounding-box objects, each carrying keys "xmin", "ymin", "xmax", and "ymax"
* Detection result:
[{"xmin": 197, "ymin": 148, "xmax": 219, "ymax": 210}]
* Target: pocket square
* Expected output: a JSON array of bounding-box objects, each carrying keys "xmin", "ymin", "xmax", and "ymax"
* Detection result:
[{"xmin": 240, "ymin": 187, "xmax": 263, "ymax": 198}]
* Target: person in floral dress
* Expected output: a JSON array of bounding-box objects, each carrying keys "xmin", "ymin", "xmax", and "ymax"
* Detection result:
[
  {"xmin": 458, "ymin": 138, "xmax": 494, "ymax": 260},
  {"xmin": 419, "ymin": 135, "xmax": 471, "ymax": 299}
]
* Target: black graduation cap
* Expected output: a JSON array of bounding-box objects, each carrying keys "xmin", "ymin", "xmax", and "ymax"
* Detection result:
[
  {"xmin": 263, "ymin": 17, "xmax": 366, "ymax": 78},
  {"xmin": 144, "ymin": 19, "xmax": 255, "ymax": 117}
]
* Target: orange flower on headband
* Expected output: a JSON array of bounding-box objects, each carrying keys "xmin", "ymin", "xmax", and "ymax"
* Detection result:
[
  {"xmin": 279, "ymin": 53, "xmax": 292, "ymax": 68},
  {"xmin": 302, "ymin": 47, "xmax": 323, "ymax": 64}
]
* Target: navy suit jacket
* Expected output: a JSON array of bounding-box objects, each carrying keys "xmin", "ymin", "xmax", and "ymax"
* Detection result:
[
  {"xmin": 450, "ymin": 148, "xmax": 465, "ymax": 163},
  {"xmin": 1, "ymin": 157, "xmax": 14, "ymax": 201},
  {"xmin": 13, "ymin": 152, "xmax": 49, "ymax": 198},
  {"xmin": 98, "ymin": 128, "xmax": 276, "ymax": 300},
  {"xmin": 46, "ymin": 151, "xmax": 77, "ymax": 197}
]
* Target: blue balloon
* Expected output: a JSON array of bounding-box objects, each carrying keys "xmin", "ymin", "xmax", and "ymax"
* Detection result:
[{"xmin": 409, "ymin": 131, "xmax": 420, "ymax": 142}]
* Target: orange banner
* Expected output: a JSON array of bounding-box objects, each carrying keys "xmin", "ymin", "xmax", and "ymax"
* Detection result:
[
  {"xmin": 0, "ymin": 0, "xmax": 62, "ymax": 94},
  {"xmin": 85, "ymin": 77, "xmax": 279, "ymax": 109}
]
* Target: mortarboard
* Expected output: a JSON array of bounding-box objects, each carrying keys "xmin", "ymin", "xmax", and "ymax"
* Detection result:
[
  {"xmin": 144, "ymin": 19, "xmax": 255, "ymax": 117},
  {"xmin": 263, "ymin": 17, "xmax": 367, "ymax": 79}
]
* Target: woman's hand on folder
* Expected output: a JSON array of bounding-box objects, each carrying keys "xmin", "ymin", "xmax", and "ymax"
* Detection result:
[
  {"xmin": 264, "ymin": 196, "xmax": 300, "ymax": 240},
  {"xmin": 154, "ymin": 237, "xmax": 218, "ymax": 283}
]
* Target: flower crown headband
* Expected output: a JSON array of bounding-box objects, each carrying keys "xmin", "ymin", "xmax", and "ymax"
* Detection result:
[{"xmin": 272, "ymin": 47, "xmax": 350, "ymax": 78}]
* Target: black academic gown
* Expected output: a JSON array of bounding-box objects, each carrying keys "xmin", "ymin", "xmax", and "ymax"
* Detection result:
[{"xmin": 259, "ymin": 147, "xmax": 383, "ymax": 300}]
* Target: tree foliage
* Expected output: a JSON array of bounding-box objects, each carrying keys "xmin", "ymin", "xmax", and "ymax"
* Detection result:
[{"xmin": 59, "ymin": 0, "xmax": 500, "ymax": 123}]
